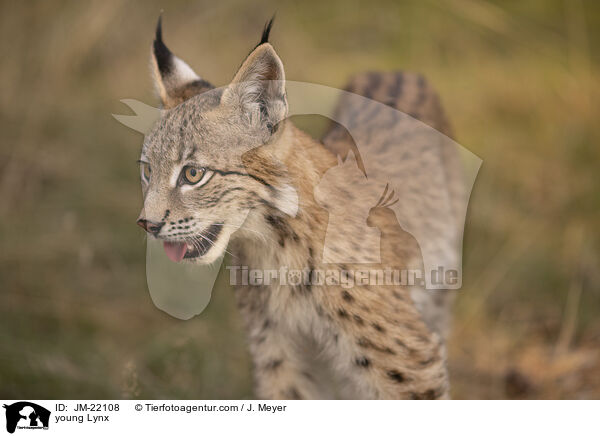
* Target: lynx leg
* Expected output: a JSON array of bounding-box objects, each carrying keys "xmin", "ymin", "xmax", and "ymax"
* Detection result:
[{"xmin": 246, "ymin": 322, "xmax": 326, "ymax": 400}]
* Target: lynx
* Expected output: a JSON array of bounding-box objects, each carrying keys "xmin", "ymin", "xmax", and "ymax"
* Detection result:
[{"xmin": 136, "ymin": 17, "xmax": 464, "ymax": 399}]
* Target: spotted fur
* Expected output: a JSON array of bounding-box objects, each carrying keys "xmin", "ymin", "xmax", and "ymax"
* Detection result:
[{"xmin": 137, "ymin": 18, "xmax": 460, "ymax": 399}]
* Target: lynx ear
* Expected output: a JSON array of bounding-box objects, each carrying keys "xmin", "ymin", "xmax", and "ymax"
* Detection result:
[
  {"xmin": 151, "ymin": 16, "xmax": 214, "ymax": 109},
  {"xmin": 221, "ymin": 40, "xmax": 287, "ymax": 134}
]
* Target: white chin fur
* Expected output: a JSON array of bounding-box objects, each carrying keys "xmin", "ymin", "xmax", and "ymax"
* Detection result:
[{"xmin": 187, "ymin": 231, "xmax": 231, "ymax": 265}]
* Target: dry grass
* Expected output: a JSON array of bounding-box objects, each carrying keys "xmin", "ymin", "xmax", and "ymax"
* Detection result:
[{"xmin": 1, "ymin": 0, "xmax": 599, "ymax": 399}]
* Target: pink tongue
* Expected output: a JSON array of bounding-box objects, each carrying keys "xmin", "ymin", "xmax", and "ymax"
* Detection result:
[{"xmin": 163, "ymin": 241, "xmax": 187, "ymax": 262}]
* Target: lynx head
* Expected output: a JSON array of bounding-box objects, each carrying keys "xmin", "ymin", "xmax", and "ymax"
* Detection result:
[{"xmin": 137, "ymin": 17, "xmax": 296, "ymax": 264}]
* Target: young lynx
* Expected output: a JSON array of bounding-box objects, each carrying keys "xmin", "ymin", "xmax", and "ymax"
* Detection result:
[{"xmin": 136, "ymin": 17, "xmax": 463, "ymax": 399}]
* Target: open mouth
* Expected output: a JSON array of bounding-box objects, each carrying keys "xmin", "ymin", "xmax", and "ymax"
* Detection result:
[{"xmin": 162, "ymin": 223, "xmax": 223, "ymax": 262}]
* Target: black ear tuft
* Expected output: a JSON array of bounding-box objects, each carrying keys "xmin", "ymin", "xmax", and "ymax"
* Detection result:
[
  {"xmin": 259, "ymin": 15, "xmax": 275, "ymax": 46},
  {"xmin": 150, "ymin": 14, "xmax": 212, "ymax": 108},
  {"xmin": 153, "ymin": 14, "xmax": 173, "ymax": 76},
  {"xmin": 155, "ymin": 14, "xmax": 163, "ymax": 43}
]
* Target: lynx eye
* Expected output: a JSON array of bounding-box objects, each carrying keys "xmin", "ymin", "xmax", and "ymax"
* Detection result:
[
  {"xmin": 180, "ymin": 165, "xmax": 214, "ymax": 187},
  {"xmin": 178, "ymin": 166, "xmax": 214, "ymax": 188},
  {"xmin": 140, "ymin": 163, "xmax": 151, "ymax": 183},
  {"xmin": 183, "ymin": 166, "xmax": 203, "ymax": 184}
]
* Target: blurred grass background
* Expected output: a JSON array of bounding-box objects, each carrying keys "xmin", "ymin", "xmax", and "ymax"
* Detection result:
[{"xmin": 1, "ymin": 0, "xmax": 599, "ymax": 399}]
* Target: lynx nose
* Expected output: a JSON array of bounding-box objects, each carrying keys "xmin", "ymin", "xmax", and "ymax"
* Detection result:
[{"xmin": 137, "ymin": 219, "xmax": 165, "ymax": 236}]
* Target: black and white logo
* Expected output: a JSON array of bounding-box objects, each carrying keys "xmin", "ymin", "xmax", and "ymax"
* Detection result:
[{"xmin": 3, "ymin": 402, "xmax": 50, "ymax": 434}]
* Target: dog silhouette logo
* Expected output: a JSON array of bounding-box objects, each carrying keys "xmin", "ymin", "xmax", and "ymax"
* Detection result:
[
  {"xmin": 314, "ymin": 150, "xmax": 386, "ymax": 264},
  {"xmin": 3, "ymin": 402, "xmax": 50, "ymax": 434}
]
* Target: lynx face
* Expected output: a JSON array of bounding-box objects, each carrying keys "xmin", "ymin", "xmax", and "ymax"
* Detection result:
[{"xmin": 137, "ymin": 18, "xmax": 292, "ymax": 264}]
